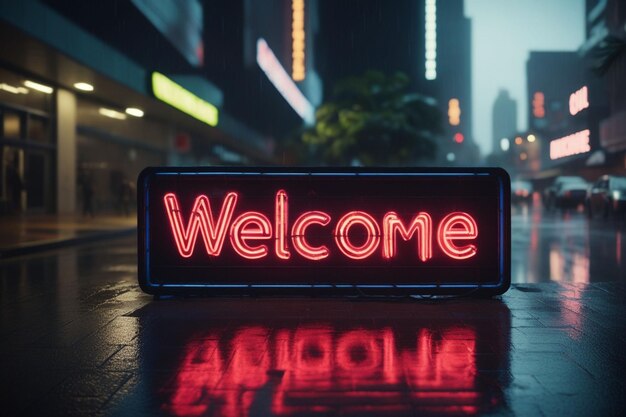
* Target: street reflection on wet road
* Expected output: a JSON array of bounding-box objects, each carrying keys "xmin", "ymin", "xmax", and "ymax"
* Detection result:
[
  {"xmin": 512, "ymin": 196, "xmax": 626, "ymax": 284},
  {"xmin": 137, "ymin": 300, "xmax": 509, "ymax": 417},
  {"xmin": 2, "ymin": 204, "xmax": 626, "ymax": 415}
]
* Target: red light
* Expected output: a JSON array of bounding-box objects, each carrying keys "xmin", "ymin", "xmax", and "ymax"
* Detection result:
[
  {"xmin": 291, "ymin": 211, "xmax": 331, "ymax": 260},
  {"xmin": 165, "ymin": 325, "xmax": 480, "ymax": 416},
  {"xmin": 453, "ymin": 133, "xmax": 464, "ymax": 143},
  {"xmin": 230, "ymin": 212, "xmax": 273, "ymax": 259},
  {"xmin": 334, "ymin": 211, "xmax": 381, "ymax": 260},
  {"xmin": 164, "ymin": 192, "xmax": 238, "ymax": 258},
  {"xmin": 275, "ymin": 190, "xmax": 291, "ymax": 259},
  {"xmin": 532, "ymin": 92, "xmax": 545, "ymax": 118},
  {"xmin": 437, "ymin": 212, "xmax": 478, "ymax": 260},
  {"xmin": 382, "ymin": 212, "xmax": 432, "ymax": 261}
]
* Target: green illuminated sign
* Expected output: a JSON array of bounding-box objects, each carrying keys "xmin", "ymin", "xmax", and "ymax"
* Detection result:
[{"xmin": 152, "ymin": 72, "xmax": 219, "ymax": 126}]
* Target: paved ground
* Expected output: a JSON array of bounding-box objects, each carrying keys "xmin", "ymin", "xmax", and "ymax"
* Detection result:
[
  {"xmin": 1, "ymin": 231, "xmax": 625, "ymax": 416},
  {"xmin": 0, "ymin": 214, "xmax": 136, "ymax": 258}
]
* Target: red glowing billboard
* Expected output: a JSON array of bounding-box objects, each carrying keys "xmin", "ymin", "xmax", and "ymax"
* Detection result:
[{"xmin": 138, "ymin": 167, "xmax": 510, "ymax": 296}]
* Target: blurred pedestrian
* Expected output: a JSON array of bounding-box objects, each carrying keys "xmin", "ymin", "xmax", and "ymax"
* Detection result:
[
  {"xmin": 120, "ymin": 178, "xmax": 133, "ymax": 216},
  {"xmin": 80, "ymin": 172, "xmax": 94, "ymax": 217},
  {"xmin": 6, "ymin": 158, "xmax": 23, "ymax": 213}
]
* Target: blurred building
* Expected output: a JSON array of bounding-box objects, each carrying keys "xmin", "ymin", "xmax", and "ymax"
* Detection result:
[
  {"xmin": 581, "ymin": 0, "xmax": 626, "ymax": 174},
  {"xmin": 0, "ymin": 0, "xmax": 322, "ymax": 215},
  {"xmin": 525, "ymin": 49, "xmax": 608, "ymax": 183},
  {"xmin": 317, "ymin": 0, "xmax": 478, "ymax": 165},
  {"xmin": 491, "ymin": 90, "xmax": 517, "ymax": 155}
]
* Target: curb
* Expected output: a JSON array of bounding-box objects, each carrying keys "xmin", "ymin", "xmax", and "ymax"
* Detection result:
[{"xmin": 0, "ymin": 228, "xmax": 136, "ymax": 259}]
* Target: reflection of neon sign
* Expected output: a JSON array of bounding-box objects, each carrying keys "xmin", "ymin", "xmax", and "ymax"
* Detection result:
[
  {"xmin": 164, "ymin": 325, "xmax": 478, "ymax": 416},
  {"xmin": 550, "ymin": 129, "xmax": 591, "ymax": 160},
  {"xmin": 163, "ymin": 190, "xmax": 478, "ymax": 261},
  {"xmin": 138, "ymin": 168, "xmax": 511, "ymax": 296},
  {"xmin": 151, "ymin": 72, "xmax": 219, "ymax": 126},
  {"xmin": 256, "ymin": 38, "xmax": 315, "ymax": 124},
  {"xmin": 569, "ymin": 85, "xmax": 589, "ymax": 116}
]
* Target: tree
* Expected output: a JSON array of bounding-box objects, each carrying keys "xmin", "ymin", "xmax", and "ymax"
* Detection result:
[{"xmin": 298, "ymin": 71, "xmax": 442, "ymax": 166}]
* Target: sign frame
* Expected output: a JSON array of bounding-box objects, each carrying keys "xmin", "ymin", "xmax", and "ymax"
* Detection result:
[{"xmin": 138, "ymin": 167, "xmax": 510, "ymax": 297}]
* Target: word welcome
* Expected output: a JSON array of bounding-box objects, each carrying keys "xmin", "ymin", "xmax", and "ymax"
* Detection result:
[{"xmin": 163, "ymin": 191, "xmax": 478, "ymax": 261}]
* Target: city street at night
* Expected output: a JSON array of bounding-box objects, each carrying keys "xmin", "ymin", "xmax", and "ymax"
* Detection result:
[
  {"xmin": 1, "ymin": 201, "xmax": 625, "ymax": 416},
  {"xmin": 2, "ymin": 0, "xmax": 626, "ymax": 416}
]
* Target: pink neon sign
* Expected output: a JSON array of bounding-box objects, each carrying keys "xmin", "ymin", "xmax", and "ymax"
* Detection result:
[
  {"xmin": 163, "ymin": 191, "xmax": 479, "ymax": 262},
  {"xmin": 569, "ymin": 86, "xmax": 589, "ymax": 116},
  {"xmin": 549, "ymin": 129, "xmax": 591, "ymax": 160},
  {"xmin": 256, "ymin": 38, "xmax": 314, "ymax": 124}
]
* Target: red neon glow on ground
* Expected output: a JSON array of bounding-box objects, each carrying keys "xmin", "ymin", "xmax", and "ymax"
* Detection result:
[{"xmin": 164, "ymin": 325, "xmax": 479, "ymax": 416}]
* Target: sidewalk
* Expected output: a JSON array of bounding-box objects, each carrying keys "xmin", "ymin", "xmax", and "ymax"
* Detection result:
[{"xmin": 0, "ymin": 213, "xmax": 136, "ymax": 258}]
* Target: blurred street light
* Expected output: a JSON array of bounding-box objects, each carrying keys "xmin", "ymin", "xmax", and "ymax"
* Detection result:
[{"xmin": 500, "ymin": 138, "xmax": 510, "ymax": 151}]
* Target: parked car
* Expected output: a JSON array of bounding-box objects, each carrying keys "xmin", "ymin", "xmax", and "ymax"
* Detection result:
[
  {"xmin": 511, "ymin": 180, "xmax": 533, "ymax": 203},
  {"xmin": 585, "ymin": 175, "xmax": 626, "ymax": 219},
  {"xmin": 543, "ymin": 176, "xmax": 588, "ymax": 210}
]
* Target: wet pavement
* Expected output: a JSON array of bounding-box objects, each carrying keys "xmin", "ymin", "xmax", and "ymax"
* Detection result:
[{"xmin": 1, "ymin": 204, "xmax": 626, "ymax": 416}]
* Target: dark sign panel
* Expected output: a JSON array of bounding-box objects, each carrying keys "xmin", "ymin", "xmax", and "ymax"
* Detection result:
[{"xmin": 138, "ymin": 167, "xmax": 510, "ymax": 296}]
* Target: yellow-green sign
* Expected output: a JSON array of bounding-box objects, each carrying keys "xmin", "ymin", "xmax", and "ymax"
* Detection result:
[{"xmin": 152, "ymin": 72, "xmax": 219, "ymax": 127}]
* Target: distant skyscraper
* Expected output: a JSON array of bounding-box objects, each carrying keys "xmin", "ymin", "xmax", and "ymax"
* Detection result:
[{"xmin": 492, "ymin": 90, "xmax": 517, "ymax": 153}]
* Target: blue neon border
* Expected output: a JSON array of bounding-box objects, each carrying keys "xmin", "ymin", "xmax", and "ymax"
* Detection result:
[{"xmin": 138, "ymin": 167, "xmax": 510, "ymax": 294}]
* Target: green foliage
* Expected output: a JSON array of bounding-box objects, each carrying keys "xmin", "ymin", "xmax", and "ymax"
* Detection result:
[{"xmin": 298, "ymin": 71, "xmax": 442, "ymax": 166}]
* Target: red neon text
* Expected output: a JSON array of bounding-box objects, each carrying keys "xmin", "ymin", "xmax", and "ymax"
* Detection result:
[{"xmin": 163, "ymin": 192, "xmax": 479, "ymax": 261}]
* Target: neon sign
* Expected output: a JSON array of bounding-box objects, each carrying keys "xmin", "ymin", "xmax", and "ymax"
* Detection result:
[
  {"xmin": 256, "ymin": 38, "xmax": 315, "ymax": 125},
  {"xmin": 448, "ymin": 98, "xmax": 460, "ymax": 126},
  {"xmin": 151, "ymin": 72, "xmax": 219, "ymax": 126},
  {"xmin": 138, "ymin": 167, "xmax": 510, "ymax": 296},
  {"xmin": 163, "ymin": 190, "xmax": 478, "ymax": 262},
  {"xmin": 532, "ymin": 91, "xmax": 545, "ymax": 118},
  {"xmin": 550, "ymin": 129, "xmax": 591, "ymax": 160},
  {"xmin": 425, "ymin": 0, "xmax": 437, "ymax": 80},
  {"xmin": 569, "ymin": 85, "xmax": 589, "ymax": 116},
  {"xmin": 292, "ymin": 0, "xmax": 306, "ymax": 81}
]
